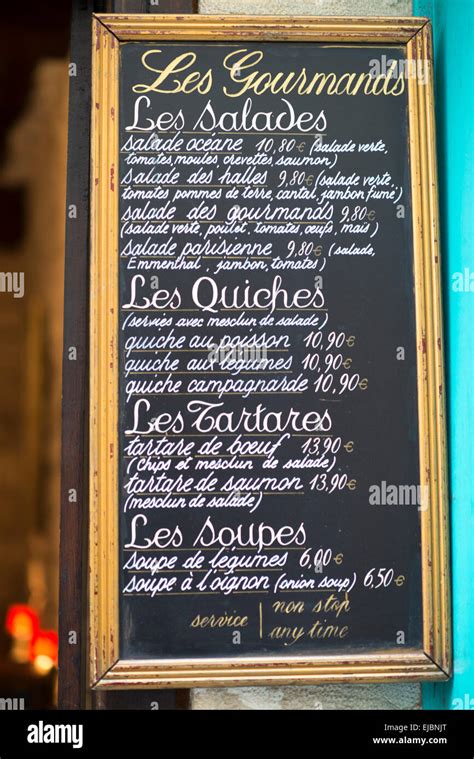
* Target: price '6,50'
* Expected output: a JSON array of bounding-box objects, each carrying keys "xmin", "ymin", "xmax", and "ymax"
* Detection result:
[{"xmin": 363, "ymin": 567, "xmax": 395, "ymax": 589}]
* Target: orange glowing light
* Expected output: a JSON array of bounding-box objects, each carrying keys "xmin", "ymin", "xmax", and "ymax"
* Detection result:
[
  {"xmin": 5, "ymin": 605, "xmax": 39, "ymax": 642},
  {"xmin": 30, "ymin": 630, "xmax": 58, "ymax": 668}
]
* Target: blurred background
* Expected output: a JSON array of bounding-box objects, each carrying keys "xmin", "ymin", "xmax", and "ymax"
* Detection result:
[{"xmin": 0, "ymin": 4, "xmax": 71, "ymax": 707}]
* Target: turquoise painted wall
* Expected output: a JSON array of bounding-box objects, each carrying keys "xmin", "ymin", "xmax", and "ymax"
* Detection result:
[{"xmin": 414, "ymin": 0, "xmax": 474, "ymax": 709}]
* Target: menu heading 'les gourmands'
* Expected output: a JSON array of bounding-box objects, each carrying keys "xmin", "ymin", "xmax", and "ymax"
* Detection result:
[{"xmin": 131, "ymin": 48, "xmax": 406, "ymax": 98}]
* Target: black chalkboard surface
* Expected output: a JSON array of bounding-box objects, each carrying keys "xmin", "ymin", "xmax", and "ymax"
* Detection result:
[{"xmin": 89, "ymin": 15, "xmax": 449, "ymax": 688}]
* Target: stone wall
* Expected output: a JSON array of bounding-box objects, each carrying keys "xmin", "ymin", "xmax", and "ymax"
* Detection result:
[{"xmin": 0, "ymin": 59, "xmax": 67, "ymax": 634}]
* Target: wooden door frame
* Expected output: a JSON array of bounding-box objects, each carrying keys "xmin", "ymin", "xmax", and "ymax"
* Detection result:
[{"xmin": 59, "ymin": 0, "xmax": 196, "ymax": 711}]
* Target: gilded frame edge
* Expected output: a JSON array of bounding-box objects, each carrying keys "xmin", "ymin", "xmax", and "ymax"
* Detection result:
[{"xmin": 89, "ymin": 14, "xmax": 450, "ymax": 689}]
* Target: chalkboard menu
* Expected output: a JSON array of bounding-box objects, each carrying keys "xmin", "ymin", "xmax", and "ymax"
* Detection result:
[{"xmin": 89, "ymin": 15, "xmax": 450, "ymax": 688}]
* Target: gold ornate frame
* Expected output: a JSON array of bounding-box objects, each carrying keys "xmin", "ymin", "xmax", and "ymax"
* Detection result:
[{"xmin": 89, "ymin": 15, "xmax": 450, "ymax": 689}]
